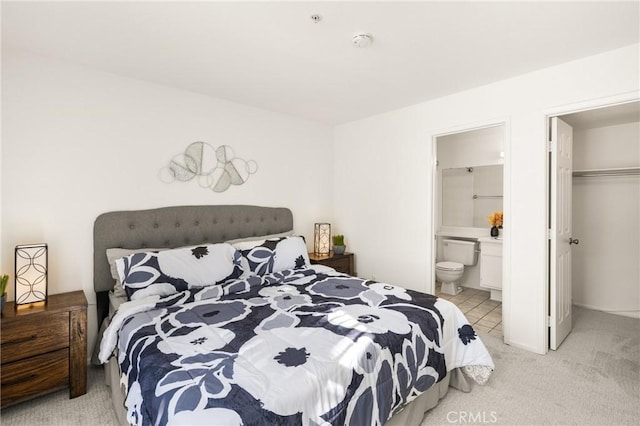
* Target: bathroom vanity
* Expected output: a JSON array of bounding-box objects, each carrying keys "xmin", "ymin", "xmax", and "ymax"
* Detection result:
[{"xmin": 479, "ymin": 237, "xmax": 503, "ymax": 301}]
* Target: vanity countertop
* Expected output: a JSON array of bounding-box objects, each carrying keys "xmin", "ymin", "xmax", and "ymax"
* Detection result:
[
  {"xmin": 438, "ymin": 227, "xmax": 493, "ymax": 239},
  {"xmin": 478, "ymin": 236, "xmax": 503, "ymax": 244}
]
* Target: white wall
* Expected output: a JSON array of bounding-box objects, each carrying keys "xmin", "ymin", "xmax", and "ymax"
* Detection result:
[
  {"xmin": 437, "ymin": 125, "xmax": 504, "ymax": 169},
  {"xmin": 333, "ymin": 44, "xmax": 639, "ymax": 354},
  {"xmin": 572, "ymin": 121, "xmax": 640, "ymax": 318},
  {"xmin": 1, "ymin": 50, "xmax": 334, "ymax": 353}
]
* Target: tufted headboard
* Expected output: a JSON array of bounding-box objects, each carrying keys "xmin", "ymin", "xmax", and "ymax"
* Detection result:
[{"xmin": 93, "ymin": 205, "xmax": 293, "ymax": 325}]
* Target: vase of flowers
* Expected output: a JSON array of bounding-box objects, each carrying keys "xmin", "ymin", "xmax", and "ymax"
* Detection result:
[{"xmin": 488, "ymin": 211, "xmax": 503, "ymax": 237}]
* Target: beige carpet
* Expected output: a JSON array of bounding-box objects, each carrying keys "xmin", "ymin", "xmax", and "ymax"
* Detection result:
[
  {"xmin": 0, "ymin": 366, "xmax": 118, "ymax": 425},
  {"xmin": 422, "ymin": 306, "xmax": 640, "ymax": 425},
  {"xmin": 1, "ymin": 306, "xmax": 638, "ymax": 426}
]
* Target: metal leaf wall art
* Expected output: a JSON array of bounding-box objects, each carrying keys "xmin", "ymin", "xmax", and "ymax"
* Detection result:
[{"xmin": 160, "ymin": 142, "xmax": 258, "ymax": 193}]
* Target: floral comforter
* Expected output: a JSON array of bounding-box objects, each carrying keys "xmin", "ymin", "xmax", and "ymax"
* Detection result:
[{"xmin": 99, "ymin": 266, "xmax": 494, "ymax": 426}]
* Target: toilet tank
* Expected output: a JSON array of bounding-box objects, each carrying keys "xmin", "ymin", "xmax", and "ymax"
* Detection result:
[{"xmin": 442, "ymin": 239, "xmax": 479, "ymax": 266}]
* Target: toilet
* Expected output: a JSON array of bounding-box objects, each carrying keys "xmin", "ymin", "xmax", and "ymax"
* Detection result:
[{"xmin": 436, "ymin": 239, "xmax": 479, "ymax": 295}]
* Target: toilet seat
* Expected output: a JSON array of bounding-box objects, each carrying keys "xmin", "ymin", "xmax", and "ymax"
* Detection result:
[{"xmin": 436, "ymin": 261, "xmax": 464, "ymax": 271}]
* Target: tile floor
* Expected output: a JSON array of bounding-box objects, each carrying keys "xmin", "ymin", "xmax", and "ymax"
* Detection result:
[{"xmin": 435, "ymin": 283, "xmax": 503, "ymax": 338}]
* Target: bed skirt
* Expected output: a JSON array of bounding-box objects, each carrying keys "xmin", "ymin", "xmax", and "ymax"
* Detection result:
[{"xmin": 104, "ymin": 356, "xmax": 470, "ymax": 426}]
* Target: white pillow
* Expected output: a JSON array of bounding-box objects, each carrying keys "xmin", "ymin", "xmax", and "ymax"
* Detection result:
[{"xmin": 273, "ymin": 237, "xmax": 311, "ymax": 272}]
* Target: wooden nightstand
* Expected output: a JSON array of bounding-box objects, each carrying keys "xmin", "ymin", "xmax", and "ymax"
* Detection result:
[
  {"xmin": 0, "ymin": 290, "xmax": 87, "ymax": 408},
  {"xmin": 309, "ymin": 252, "xmax": 355, "ymax": 276}
]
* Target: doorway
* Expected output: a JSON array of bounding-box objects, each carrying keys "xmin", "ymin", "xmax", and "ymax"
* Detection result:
[
  {"xmin": 431, "ymin": 121, "xmax": 507, "ymax": 339},
  {"xmin": 547, "ymin": 100, "xmax": 640, "ymax": 350}
]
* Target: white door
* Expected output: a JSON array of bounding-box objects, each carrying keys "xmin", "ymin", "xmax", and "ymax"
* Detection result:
[{"xmin": 549, "ymin": 117, "xmax": 574, "ymax": 350}]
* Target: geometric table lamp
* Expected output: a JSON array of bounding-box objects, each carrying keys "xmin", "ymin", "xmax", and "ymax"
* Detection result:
[
  {"xmin": 313, "ymin": 223, "xmax": 331, "ymax": 256},
  {"xmin": 15, "ymin": 243, "xmax": 48, "ymax": 305}
]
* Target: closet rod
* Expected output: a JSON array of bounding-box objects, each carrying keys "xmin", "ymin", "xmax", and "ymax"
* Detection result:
[
  {"xmin": 472, "ymin": 195, "xmax": 503, "ymax": 199},
  {"xmin": 572, "ymin": 167, "xmax": 640, "ymax": 177}
]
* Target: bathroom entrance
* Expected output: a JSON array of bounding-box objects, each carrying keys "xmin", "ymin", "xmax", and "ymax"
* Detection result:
[
  {"xmin": 432, "ymin": 121, "xmax": 507, "ymax": 340},
  {"xmin": 547, "ymin": 100, "xmax": 640, "ymax": 350}
]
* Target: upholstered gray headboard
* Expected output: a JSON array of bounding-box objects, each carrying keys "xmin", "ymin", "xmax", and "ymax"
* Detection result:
[{"xmin": 93, "ymin": 205, "xmax": 293, "ymax": 324}]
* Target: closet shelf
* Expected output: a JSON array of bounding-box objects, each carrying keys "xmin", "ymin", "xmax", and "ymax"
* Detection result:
[{"xmin": 572, "ymin": 167, "xmax": 640, "ymax": 177}]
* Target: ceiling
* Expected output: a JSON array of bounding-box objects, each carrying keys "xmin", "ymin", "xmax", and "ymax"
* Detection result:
[{"xmin": 2, "ymin": 1, "xmax": 639, "ymax": 125}]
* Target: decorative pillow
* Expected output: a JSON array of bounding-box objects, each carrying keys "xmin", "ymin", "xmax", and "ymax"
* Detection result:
[
  {"xmin": 106, "ymin": 247, "xmax": 166, "ymax": 299},
  {"xmin": 115, "ymin": 243, "xmax": 243, "ymax": 301},
  {"xmin": 233, "ymin": 236, "xmax": 310, "ymax": 276}
]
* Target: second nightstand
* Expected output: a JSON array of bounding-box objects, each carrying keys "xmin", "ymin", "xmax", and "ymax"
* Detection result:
[
  {"xmin": 309, "ymin": 251, "xmax": 355, "ymax": 276},
  {"xmin": 0, "ymin": 290, "xmax": 88, "ymax": 408}
]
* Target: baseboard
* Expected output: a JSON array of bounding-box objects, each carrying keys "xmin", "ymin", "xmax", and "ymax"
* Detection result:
[{"xmin": 573, "ymin": 302, "xmax": 640, "ymax": 319}]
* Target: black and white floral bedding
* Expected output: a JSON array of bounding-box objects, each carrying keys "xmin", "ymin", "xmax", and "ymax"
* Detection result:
[{"xmin": 100, "ymin": 266, "xmax": 494, "ymax": 426}]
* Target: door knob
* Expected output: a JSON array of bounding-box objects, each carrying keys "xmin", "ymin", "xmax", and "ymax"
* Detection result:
[{"xmin": 569, "ymin": 238, "xmax": 579, "ymax": 245}]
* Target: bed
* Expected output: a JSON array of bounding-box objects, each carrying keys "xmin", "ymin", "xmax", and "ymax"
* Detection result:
[{"xmin": 93, "ymin": 205, "xmax": 493, "ymax": 426}]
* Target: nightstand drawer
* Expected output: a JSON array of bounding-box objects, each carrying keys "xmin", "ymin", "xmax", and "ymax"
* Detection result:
[
  {"xmin": 309, "ymin": 252, "xmax": 355, "ymax": 276},
  {"xmin": 1, "ymin": 348, "xmax": 70, "ymax": 407},
  {"xmin": 327, "ymin": 257, "xmax": 351, "ymax": 274},
  {"xmin": 1, "ymin": 312, "xmax": 70, "ymax": 363}
]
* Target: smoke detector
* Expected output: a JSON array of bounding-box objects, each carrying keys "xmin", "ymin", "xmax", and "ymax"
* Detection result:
[{"xmin": 352, "ymin": 33, "xmax": 373, "ymax": 48}]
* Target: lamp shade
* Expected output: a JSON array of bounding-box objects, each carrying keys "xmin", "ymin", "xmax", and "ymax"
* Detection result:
[
  {"xmin": 314, "ymin": 223, "xmax": 331, "ymax": 255},
  {"xmin": 15, "ymin": 243, "xmax": 48, "ymax": 305}
]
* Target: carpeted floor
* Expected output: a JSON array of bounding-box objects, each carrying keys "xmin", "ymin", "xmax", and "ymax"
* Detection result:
[
  {"xmin": 0, "ymin": 366, "xmax": 118, "ymax": 425},
  {"xmin": 1, "ymin": 306, "xmax": 638, "ymax": 425},
  {"xmin": 422, "ymin": 306, "xmax": 640, "ymax": 425}
]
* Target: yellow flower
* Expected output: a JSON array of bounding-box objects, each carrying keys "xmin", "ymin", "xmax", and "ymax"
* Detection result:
[{"xmin": 488, "ymin": 211, "xmax": 503, "ymax": 227}]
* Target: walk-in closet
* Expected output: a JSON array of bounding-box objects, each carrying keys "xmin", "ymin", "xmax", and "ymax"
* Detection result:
[{"xmin": 562, "ymin": 102, "xmax": 639, "ymax": 320}]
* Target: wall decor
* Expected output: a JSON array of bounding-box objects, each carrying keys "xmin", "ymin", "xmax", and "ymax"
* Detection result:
[{"xmin": 160, "ymin": 142, "xmax": 258, "ymax": 193}]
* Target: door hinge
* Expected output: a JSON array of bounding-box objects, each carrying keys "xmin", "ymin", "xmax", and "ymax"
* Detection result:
[
  {"xmin": 547, "ymin": 316, "xmax": 551, "ymax": 327},
  {"xmin": 547, "ymin": 140, "xmax": 553, "ymax": 152},
  {"xmin": 547, "ymin": 229, "xmax": 552, "ymax": 239}
]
